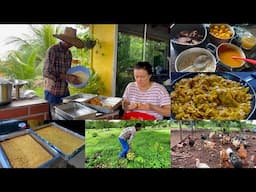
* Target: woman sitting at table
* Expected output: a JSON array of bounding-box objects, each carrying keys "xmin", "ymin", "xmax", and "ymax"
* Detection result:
[{"xmin": 122, "ymin": 61, "xmax": 171, "ymax": 120}]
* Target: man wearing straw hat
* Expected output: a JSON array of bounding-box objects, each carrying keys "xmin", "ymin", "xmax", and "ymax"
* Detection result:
[{"xmin": 43, "ymin": 27, "xmax": 84, "ymax": 119}]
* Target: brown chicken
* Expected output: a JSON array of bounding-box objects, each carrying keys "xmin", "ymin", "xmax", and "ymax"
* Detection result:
[
  {"xmin": 203, "ymin": 140, "xmax": 216, "ymax": 150},
  {"xmin": 237, "ymin": 144, "xmax": 248, "ymax": 167},
  {"xmin": 237, "ymin": 144, "xmax": 247, "ymax": 159},
  {"xmin": 220, "ymin": 148, "xmax": 231, "ymax": 168}
]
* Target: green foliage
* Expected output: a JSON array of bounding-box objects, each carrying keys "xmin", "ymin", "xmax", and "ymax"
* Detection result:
[
  {"xmin": 0, "ymin": 48, "xmax": 41, "ymax": 87},
  {"xmin": 85, "ymin": 127, "xmax": 170, "ymax": 168},
  {"xmin": 85, "ymin": 120, "xmax": 170, "ymax": 130},
  {"xmin": 171, "ymin": 120, "xmax": 255, "ymax": 131},
  {"xmin": 116, "ymin": 32, "xmax": 169, "ymax": 97}
]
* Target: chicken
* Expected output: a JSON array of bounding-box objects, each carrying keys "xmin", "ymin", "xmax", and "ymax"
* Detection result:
[
  {"xmin": 188, "ymin": 135, "xmax": 195, "ymax": 147},
  {"xmin": 237, "ymin": 144, "xmax": 247, "ymax": 160},
  {"xmin": 237, "ymin": 144, "xmax": 248, "ymax": 167},
  {"xmin": 220, "ymin": 148, "xmax": 231, "ymax": 168},
  {"xmin": 201, "ymin": 134, "xmax": 208, "ymax": 140},
  {"xmin": 209, "ymin": 131, "xmax": 215, "ymax": 139},
  {"xmin": 231, "ymin": 137, "xmax": 241, "ymax": 149},
  {"xmin": 177, "ymin": 142, "xmax": 187, "ymax": 148},
  {"xmin": 248, "ymin": 155, "xmax": 255, "ymax": 168},
  {"xmin": 220, "ymin": 135, "xmax": 231, "ymax": 145},
  {"xmin": 195, "ymin": 158, "xmax": 210, "ymax": 168},
  {"xmin": 203, "ymin": 140, "xmax": 216, "ymax": 150},
  {"xmin": 226, "ymin": 147, "xmax": 242, "ymax": 168}
]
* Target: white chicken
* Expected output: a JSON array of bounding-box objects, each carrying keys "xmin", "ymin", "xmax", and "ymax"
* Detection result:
[
  {"xmin": 231, "ymin": 137, "xmax": 241, "ymax": 149},
  {"xmin": 195, "ymin": 158, "xmax": 210, "ymax": 168}
]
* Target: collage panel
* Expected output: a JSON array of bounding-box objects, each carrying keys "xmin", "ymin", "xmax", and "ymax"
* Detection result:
[
  {"xmin": 85, "ymin": 120, "xmax": 171, "ymax": 168},
  {"xmin": 170, "ymin": 71, "xmax": 256, "ymax": 120},
  {"xmin": 170, "ymin": 24, "xmax": 256, "ymax": 73},
  {"xmin": 171, "ymin": 120, "xmax": 256, "ymax": 168},
  {"xmin": 0, "ymin": 120, "xmax": 85, "ymax": 168}
]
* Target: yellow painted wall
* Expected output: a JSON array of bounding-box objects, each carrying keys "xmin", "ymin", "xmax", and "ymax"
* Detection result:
[{"xmin": 90, "ymin": 24, "xmax": 117, "ymax": 96}]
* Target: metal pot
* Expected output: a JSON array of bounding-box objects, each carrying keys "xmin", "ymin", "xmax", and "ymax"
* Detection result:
[
  {"xmin": 0, "ymin": 79, "xmax": 13, "ymax": 105},
  {"xmin": 174, "ymin": 47, "xmax": 216, "ymax": 72},
  {"xmin": 208, "ymin": 24, "xmax": 235, "ymax": 45},
  {"xmin": 207, "ymin": 42, "xmax": 246, "ymax": 70},
  {"xmin": 170, "ymin": 24, "xmax": 208, "ymax": 53}
]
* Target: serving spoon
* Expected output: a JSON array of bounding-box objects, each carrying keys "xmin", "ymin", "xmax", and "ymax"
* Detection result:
[
  {"xmin": 180, "ymin": 55, "xmax": 210, "ymax": 72},
  {"xmin": 232, "ymin": 55, "xmax": 256, "ymax": 65}
]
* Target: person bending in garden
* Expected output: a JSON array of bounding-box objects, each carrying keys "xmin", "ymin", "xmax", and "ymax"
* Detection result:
[{"xmin": 118, "ymin": 123, "xmax": 142, "ymax": 158}]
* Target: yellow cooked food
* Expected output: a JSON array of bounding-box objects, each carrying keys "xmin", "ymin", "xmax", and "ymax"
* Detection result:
[
  {"xmin": 87, "ymin": 97, "xmax": 102, "ymax": 106},
  {"xmin": 171, "ymin": 74, "xmax": 252, "ymax": 120},
  {"xmin": 35, "ymin": 126, "xmax": 84, "ymax": 155},
  {"xmin": 210, "ymin": 24, "xmax": 233, "ymax": 39},
  {"xmin": 1, "ymin": 134, "xmax": 53, "ymax": 168},
  {"xmin": 72, "ymin": 71, "xmax": 88, "ymax": 82}
]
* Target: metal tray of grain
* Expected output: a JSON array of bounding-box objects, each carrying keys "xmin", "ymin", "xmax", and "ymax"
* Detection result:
[
  {"xmin": 54, "ymin": 102, "xmax": 97, "ymax": 120},
  {"xmin": 83, "ymin": 95, "xmax": 122, "ymax": 113},
  {"xmin": 62, "ymin": 93, "xmax": 97, "ymax": 104},
  {"xmin": 31, "ymin": 122, "xmax": 85, "ymax": 160},
  {"xmin": 0, "ymin": 129, "xmax": 60, "ymax": 168}
]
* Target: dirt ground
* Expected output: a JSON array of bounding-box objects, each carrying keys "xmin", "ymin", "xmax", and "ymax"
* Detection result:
[{"xmin": 171, "ymin": 128, "xmax": 256, "ymax": 168}]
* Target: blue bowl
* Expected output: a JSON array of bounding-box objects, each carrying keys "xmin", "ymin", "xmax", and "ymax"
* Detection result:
[{"xmin": 66, "ymin": 66, "xmax": 90, "ymax": 88}]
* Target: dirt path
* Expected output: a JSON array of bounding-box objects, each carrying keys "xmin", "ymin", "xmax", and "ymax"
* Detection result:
[{"xmin": 171, "ymin": 128, "xmax": 256, "ymax": 168}]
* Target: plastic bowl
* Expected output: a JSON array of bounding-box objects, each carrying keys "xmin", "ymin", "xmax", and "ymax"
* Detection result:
[{"xmin": 66, "ymin": 66, "xmax": 90, "ymax": 88}]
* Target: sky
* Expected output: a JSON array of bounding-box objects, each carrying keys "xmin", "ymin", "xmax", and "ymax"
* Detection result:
[{"xmin": 0, "ymin": 24, "xmax": 31, "ymax": 59}]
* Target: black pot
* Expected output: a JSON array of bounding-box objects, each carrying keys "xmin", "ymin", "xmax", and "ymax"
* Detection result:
[
  {"xmin": 170, "ymin": 24, "xmax": 208, "ymax": 53},
  {"xmin": 170, "ymin": 72, "xmax": 256, "ymax": 120}
]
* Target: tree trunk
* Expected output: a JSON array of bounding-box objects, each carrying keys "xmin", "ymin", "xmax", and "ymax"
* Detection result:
[{"xmin": 179, "ymin": 120, "xmax": 183, "ymax": 141}]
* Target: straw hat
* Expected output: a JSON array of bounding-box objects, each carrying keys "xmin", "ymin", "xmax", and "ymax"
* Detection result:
[{"xmin": 53, "ymin": 27, "xmax": 84, "ymax": 48}]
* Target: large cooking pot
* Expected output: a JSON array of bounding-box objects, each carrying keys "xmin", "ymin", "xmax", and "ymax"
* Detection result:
[
  {"xmin": 170, "ymin": 72, "xmax": 256, "ymax": 120},
  {"xmin": 174, "ymin": 47, "xmax": 216, "ymax": 72},
  {"xmin": 170, "ymin": 24, "xmax": 208, "ymax": 53},
  {"xmin": 0, "ymin": 79, "xmax": 13, "ymax": 105}
]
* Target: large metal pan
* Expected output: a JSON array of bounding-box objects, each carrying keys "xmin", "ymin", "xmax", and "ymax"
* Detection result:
[{"xmin": 170, "ymin": 72, "xmax": 256, "ymax": 120}]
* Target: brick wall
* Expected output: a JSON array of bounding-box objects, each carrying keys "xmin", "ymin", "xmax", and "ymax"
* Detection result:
[{"xmin": 0, "ymin": 103, "xmax": 49, "ymax": 120}]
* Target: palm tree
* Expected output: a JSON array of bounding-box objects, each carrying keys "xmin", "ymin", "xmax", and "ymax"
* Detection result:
[
  {"xmin": 0, "ymin": 24, "xmax": 62, "ymax": 93},
  {"xmin": 0, "ymin": 24, "xmax": 105, "ymax": 97},
  {"xmin": 0, "ymin": 48, "xmax": 41, "ymax": 88}
]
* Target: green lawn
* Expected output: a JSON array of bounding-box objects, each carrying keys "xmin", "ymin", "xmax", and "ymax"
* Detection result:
[{"xmin": 85, "ymin": 127, "xmax": 170, "ymax": 168}]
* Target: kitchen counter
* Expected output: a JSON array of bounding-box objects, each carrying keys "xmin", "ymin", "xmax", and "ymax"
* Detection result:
[{"xmin": 0, "ymin": 97, "xmax": 50, "ymax": 120}]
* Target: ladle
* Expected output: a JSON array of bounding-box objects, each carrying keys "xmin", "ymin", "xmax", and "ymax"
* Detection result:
[{"xmin": 232, "ymin": 55, "xmax": 256, "ymax": 65}]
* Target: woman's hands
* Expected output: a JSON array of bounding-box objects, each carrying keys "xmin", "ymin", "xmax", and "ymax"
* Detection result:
[
  {"xmin": 122, "ymin": 99, "xmax": 170, "ymax": 117},
  {"xmin": 123, "ymin": 99, "xmax": 151, "ymax": 111}
]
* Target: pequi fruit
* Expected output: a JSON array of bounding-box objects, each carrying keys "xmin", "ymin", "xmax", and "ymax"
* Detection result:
[{"xmin": 127, "ymin": 151, "xmax": 135, "ymax": 160}]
